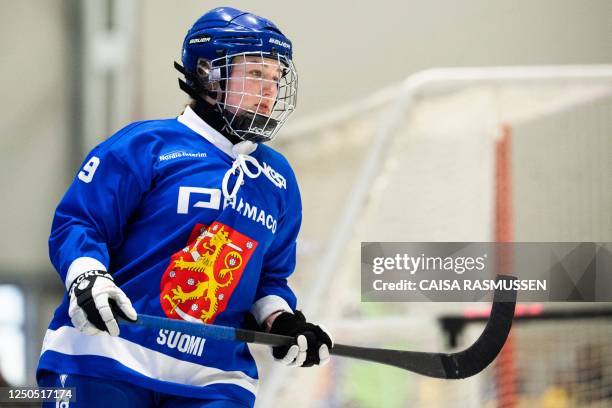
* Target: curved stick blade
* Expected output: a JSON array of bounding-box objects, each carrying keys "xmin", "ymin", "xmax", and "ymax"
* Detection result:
[{"xmin": 331, "ymin": 275, "xmax": 517, "ymax": 378}]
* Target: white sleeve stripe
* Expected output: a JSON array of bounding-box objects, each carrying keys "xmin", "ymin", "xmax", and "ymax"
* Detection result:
[
  {"xmin": 250, "ymin": 295, "xmax": 293, "ymax": 326},
  {"xmin": 65, "ymin": 257, "xmax": 107, "ymax": 291}
]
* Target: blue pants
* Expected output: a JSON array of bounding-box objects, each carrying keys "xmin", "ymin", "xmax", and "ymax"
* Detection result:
[{"xmin": 38, "ymin": 371, "xmax": 250, "ymax": 408}]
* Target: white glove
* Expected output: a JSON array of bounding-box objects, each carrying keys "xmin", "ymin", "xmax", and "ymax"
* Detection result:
[{"xmin": 68, "ymin": 270, "xmax": 137, "ymax": 336}]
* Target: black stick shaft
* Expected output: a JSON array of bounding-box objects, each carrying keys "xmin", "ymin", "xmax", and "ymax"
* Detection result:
[{"xmin": 121, "ymin": 274, "xmax": 516, "ymax": 379}]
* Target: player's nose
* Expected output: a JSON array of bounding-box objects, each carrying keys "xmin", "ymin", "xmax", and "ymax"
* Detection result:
[{"xmin": 261, "ymin": 84, "xmax": 274, "ymax": 98}]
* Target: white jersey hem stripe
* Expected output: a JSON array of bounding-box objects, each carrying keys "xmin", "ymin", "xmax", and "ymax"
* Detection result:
[{"xmin": 41, "ymin": 326, "xmax": 258, "ymax": 395}]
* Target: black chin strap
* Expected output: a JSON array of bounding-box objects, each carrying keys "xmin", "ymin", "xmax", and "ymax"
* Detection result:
[
  {"xmin": 174, "ymin": 61, "xmax": 242, "ymax": 145},
  {"xmin": 192, "ymin": 101, "xmax": 243, "ymax": 145}
]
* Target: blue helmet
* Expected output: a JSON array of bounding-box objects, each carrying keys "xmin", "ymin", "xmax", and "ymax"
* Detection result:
[{"xmin": 176, "ymin": 7, "xmax": 298, "ymax": 143}]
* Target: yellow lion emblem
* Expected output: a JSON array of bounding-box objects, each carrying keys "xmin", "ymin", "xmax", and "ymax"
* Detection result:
[{"xmin": 163, "ymin": 226, "xmax": 243, "ymax": 322}]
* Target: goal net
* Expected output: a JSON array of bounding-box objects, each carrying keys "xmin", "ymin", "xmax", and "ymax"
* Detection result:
[
  {"xmin": 440, "ymin": 307, "xmax": 612, "ymax": 408},
  {"xmin": 252, "ymin": 66, "xmax": 612, "ymax": 407}
]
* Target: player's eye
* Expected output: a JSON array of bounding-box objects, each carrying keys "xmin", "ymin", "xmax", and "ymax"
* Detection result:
[{"xmin": 249, "ymin": 69, "xmax": 263, "ymax": 78}]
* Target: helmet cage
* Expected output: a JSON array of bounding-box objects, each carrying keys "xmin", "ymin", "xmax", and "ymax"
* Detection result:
[{"xmin": 195, "ymin": 51, "xmax": 298, "ymax": 143}]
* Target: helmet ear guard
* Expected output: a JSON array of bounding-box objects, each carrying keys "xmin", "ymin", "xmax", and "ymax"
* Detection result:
[
  {"xmin": 174, "ymin": 60, "xmax": 221, "ymax": 101},
  {"xmin": 195, "ymin": 59, "xmax": 222, "ymax": 91}
]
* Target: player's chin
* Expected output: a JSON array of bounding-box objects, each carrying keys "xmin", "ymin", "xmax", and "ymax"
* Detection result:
[
  {"xmin": 253, "ymin": 106, "xmax": 272, "ymax": 117},
  {"xmin": 233, "ymin": 106, "xmax": 268, "ymax": 118}
]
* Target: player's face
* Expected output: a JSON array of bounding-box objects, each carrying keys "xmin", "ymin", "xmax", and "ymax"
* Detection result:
[{"xmin": 225, "ymin": 55, "xmax": 282, "ymax": 117}]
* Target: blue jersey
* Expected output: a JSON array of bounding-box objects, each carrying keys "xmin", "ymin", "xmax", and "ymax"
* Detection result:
[{"xmin": 37, "ymin": 107, "xmax": 302, "ymax": 406}]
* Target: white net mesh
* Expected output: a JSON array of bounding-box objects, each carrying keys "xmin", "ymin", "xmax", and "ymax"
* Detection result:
[
  {"xmin": 457, "ymin": 314, "xmax": 612, "ymax": 408},
  {"xmin": 253, "ymin": 67, "xmax": 612, "ymax": 407}
]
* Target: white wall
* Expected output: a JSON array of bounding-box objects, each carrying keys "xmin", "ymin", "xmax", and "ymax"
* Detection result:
[
  {"xmin": 0, "ymin": 0, "xmax": 69, "ymax": 276},
  {"xmin": 138, "ymin": 0, "xmax": 612, "ymax": 121}
]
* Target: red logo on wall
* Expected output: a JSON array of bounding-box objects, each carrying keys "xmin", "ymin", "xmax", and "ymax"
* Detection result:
[{"xmin": 160, "ymin": 221, "xmax": 258, "ymax": 324}]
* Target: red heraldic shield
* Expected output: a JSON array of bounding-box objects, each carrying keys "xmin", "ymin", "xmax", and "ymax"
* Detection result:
[{"xmin": 160, "ymin": 221, "xmax": 258, "ymax": 324}]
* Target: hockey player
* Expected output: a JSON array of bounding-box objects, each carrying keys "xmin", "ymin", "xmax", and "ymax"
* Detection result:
[{"xmin": 37, "ymin": 7, "xmax": 332, "ymax": 408}]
